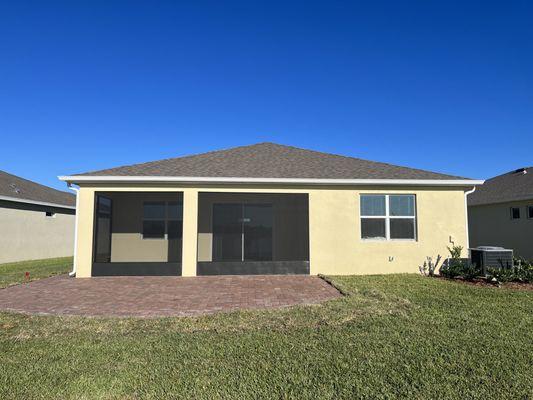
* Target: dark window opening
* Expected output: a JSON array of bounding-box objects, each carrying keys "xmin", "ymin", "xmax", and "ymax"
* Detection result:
[
  {"xmin": 510, "ymin": 207, "xmax": 521, "ymax": 220},
  {"xmin": 142, "ymin": 220, "xmax": 166, "ymax": 238},
  {"xmin": 390, "ymin": 218, "xmax": 416, "ymax": 239},
  {"xmin": 45, "ymin": 211, "xmax": 55, "ymax": 217},
  {"xmin": 94, "ymin": 196, "xmax": 112, "ymax": 263},
  {"xmin": 361, "ymin": 218, "xmax": 386, "ymax": 239},
  {"xmin": 142, "ymin": 201, "xmax": 183, "ymax": 240}
]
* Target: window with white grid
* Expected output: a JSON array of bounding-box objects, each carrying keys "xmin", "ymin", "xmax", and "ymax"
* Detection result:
[{"xmin": 360, "ymin": 194, "xmax": 417, "ymax": 240}]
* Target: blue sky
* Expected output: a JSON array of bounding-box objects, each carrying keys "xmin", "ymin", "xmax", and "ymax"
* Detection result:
[{"xmin": 1, "ymin": 1, "xmax": 532, "ymax": 191}]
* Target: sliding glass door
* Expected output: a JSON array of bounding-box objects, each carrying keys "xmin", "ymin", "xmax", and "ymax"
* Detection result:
[
  {"xmin": 212, "ymin": 203, "xmax": 273, "ymax": 262},
  {"xmin": 212, "ymin": 204, "xmax": 242, "ymax": 261},
  {"xmin": 243, "ymin": 204, "xmax": 273, "ymax": 261}
]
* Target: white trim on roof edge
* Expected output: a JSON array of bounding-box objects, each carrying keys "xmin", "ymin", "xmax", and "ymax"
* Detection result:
[
  {"xmin": 58, "ymin": 175, "xmax": 484, "ymax": 187},
  {"xmin": 0, "ymin": 195, "xmax": 76, "ymax": 210}
]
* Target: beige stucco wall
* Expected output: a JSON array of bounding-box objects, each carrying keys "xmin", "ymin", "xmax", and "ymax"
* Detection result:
[
  {"xmin": 469, "ymin": 200, "xmax": 533, "ymax": 260},
  {"xmin": 0, "ymin": 205, "xmax": 74, "ymax": 263},
  {"xmin": 74, "ymin": 184, "xmax": 468, "ymax": 277},
  {"xmin": 309, "ymin": 188, "xmax": 467, "ymax": 275}
]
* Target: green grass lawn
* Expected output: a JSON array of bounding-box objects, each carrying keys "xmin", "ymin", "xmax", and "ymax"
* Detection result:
[
  {"xmin": 0, "ymin": 260, "xmax": 532, "ymax": 399},
  {"xmin": 0, "ymin": 257, "xmax": 72, "ymax": 288}
]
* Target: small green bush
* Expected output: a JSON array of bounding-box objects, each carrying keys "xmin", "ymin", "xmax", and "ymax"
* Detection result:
[
  {"xmin": 440, "ymin": 261, "xmax": 480, "ymax": 281},
  {"xmin": 487, "ymin": 259, "xmax": 533, "ymax": 283},
  {"xmin": 440, "ymin": 245, "xmax": 480, "ymax": 281},
  {"xmin": 461, "ymin": 264, "xmax": 481, "ymax": 281},
  {"xmin": 486, "ymin": 268, "xmax": 514, "ymax": 283},
  {"xmin": 446, "ymin": 245, "xmax": 463, "ymax": 259},
  {"xmin": 440, "ymin": 262, "xmax": 464, "ymax": 279}
]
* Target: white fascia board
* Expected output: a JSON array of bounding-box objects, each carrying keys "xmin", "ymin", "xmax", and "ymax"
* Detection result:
[
  {"xmin": 0, "ymin": 195, "xmax": 76, "ymax": 210},
  {"xmin": 58, "ymin": 175, "xmax": 484, "ymax": 187}
]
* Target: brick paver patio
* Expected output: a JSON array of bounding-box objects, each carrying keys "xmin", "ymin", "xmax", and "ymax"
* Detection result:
[{"xmin": 0, "ymin": 275, "xmax": 341, "ymax": 317}]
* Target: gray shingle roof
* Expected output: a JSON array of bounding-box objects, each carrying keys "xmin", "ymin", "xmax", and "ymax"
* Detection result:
[
  {"xmin": 0, "ymin": 170, "xmax": 75, "ymax": 208},
  {"xmin": 76, "ymin": 142, "xmax": 469, "ymax": 181},
  {"xmin": 468, "ymin": 167, "xmax": 533, "ymax": 206}
]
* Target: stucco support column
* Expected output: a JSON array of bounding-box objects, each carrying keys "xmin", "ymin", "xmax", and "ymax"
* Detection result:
[
  {"xmin": 308, "ymin": 191, "xmax": 317, "ymax": 276},
  {"xmin": 75, "ymin": 188, "xmax": 95, "ymax": 278},
  {"xmin": 308, "ymin": 191, "xmax": 331, "ymax": 276},
  {"xmin": 181, "ymin": 189, "xmax": 198, "ymax": 277}
]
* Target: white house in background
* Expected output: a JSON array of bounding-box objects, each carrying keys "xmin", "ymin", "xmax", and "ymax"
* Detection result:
[{"xmin": 0, "ymin": 170, "xmax": 76, "ymax": 263}]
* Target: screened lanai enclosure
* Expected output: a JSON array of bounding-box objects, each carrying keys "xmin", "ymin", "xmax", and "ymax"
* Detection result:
[
  {"xmin": 91, "ymin": 191, "xmax": 309, "ymax": 276},
  {"xmin": 93, "ymin": 192, "xmax": 184, "ymax": 275},
  {"xmin": 197, "ymin": 193, "xmax": 309, "ymax": 275}
]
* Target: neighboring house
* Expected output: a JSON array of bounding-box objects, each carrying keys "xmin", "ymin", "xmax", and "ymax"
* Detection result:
[
  {"xmin": 468, "ymin": 167, "xmax": 533, "ymax": 260},
  {"xmin": 59, "ymin": 143, "xmax": 482, "ymax": 278},
  {"xmin": 0, "ymin": 170, "xmax": 76, "ymax": 263}
]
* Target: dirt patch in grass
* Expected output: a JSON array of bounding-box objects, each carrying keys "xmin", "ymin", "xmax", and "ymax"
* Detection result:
[{"xmin": 500, "ymin": 281, "xmax": 533, "ymax": 291}]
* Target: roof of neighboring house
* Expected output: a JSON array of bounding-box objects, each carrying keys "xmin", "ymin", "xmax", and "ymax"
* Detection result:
[
  {"xmin": 65, "ymin": 143, "xmax": 476, "ymax": 184},
  {"xmin": 468, "ymin": 167, "xmax": 533, "ymax": 206},
  {"xmin": 0, "ymin": 170, "xmax": 75, "ymax": 208}
]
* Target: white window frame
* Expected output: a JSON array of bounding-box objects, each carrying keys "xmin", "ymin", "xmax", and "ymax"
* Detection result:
[
  {"xmin": 360, "ymin": 194, "xmax": 417, "ymax": 241},
  {"xmin": 142, "ymin": 201, "xmax": 181, "ymax": 240}
]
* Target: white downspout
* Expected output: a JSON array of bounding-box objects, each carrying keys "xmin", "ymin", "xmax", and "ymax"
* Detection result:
[
  {"xmin": 464, "ymin": 186, "xmax": 476, "ymax": 254},
  {"xmin": 67, "ymin": 183, "xmax": 80, "ymax": 277}
]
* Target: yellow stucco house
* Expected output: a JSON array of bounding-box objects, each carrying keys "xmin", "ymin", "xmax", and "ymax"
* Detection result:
[{"xmin": 59, "ymin": 143, "xmax": 483, "ymax": 278}]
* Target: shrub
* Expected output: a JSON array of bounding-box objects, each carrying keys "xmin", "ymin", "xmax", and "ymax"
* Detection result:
[
  {"xmin": 447, "ymin": 245, "xmax": 463, "ymax": 259},
  {"xmin": 487, "ymin": 259, "xmax": 533, "ymax": 283},
  {"xmin": 419, "ymin": 255, "xmax": 442, "ymax": 277},
  {"xmin": 440, "ymin": 261, "xmax": 480, "ymax": 281},
  {"xmin": 486, "ymin": 268, "xmax": 514, "ymax": 283},
  {"xmin": 461, "ymin": 263, "xmax": 481, "ymax": 281},
  {"xmin": 440, "ymin": 262, "xmax": 464, "ymax": 279},
  {"xmin": 440, "ymin": 245, "xmax": 480, "ymax": 281},
  {"xmin": 521, "ymin": 269, "xmax": 533, "ymax": 283}
]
